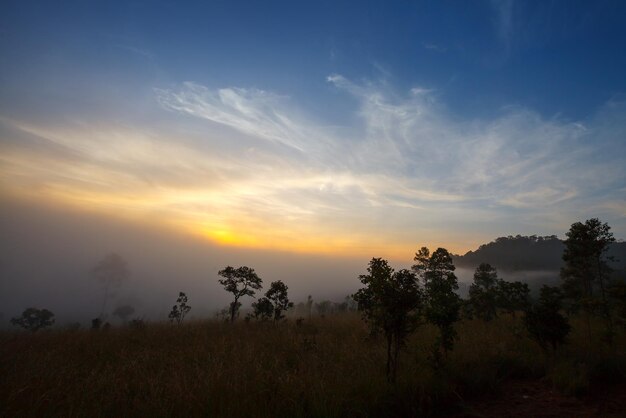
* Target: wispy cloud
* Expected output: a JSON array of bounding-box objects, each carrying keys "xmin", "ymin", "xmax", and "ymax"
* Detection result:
[
  {"xmin": 490, "ymin": 0, "xmax": 516, "ymax": 51},
  {"xmin": 2, "ymin": 75, "xmax": 625, "ymax": 256},
  {"xmin": 156, "ymin": 83, "xmax": 316, "ymax": 152}
]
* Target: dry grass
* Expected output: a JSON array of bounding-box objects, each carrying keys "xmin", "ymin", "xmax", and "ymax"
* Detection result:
[{"xmin": 1, "ymin": 314, "xmax": 625, "ymax": 417}]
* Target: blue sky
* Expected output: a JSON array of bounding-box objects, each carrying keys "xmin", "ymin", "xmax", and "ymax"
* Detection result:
[{"xmin": 1, "ymin": 0, "xmax": 625, "ymax": 256}]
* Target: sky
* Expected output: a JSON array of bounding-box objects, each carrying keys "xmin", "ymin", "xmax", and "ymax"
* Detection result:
[{"xmin": 1, "ymin": 0, "xmax": 626, "ymax": 263}]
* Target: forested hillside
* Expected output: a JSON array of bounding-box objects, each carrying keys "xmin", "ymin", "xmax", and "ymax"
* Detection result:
[{"xmin": 454, "ymin": 235, "xmax": 626, "ymax": 273}]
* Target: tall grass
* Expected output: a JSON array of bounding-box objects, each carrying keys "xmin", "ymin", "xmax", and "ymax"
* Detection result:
[{"xmin": 1, "ymin": 314, "xmax": 624, "ymax": 417}]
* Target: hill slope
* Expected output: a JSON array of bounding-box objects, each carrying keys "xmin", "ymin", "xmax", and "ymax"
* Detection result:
[{"xmin": 453, "ymin": 235, "xmax": 626, "ymax": 273}]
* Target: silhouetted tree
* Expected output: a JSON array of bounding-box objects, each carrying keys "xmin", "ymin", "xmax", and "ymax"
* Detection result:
[
  {"xmin": 413, "ymin": 247, "xmax": 461, "ymax": 362},
  {"xmin": 608, "ymin": 280, "xmax": 626, "ymax": 330},
  {"xmin": 561, "ymin": 218, "xmax": 615, "ymax": 339},
  {"xmin": 91, "ymin": 318, "xmax": 102, "ymax": 330},
  {"xmin": 218, "ymin": 266, "xmax": 263, "ymax": 322},
  {"xmin": 469, "ymin": 263, "xmax": 500, "ymax": 321},
  {"xmin": 93, "ymin": 253, "xmax": 130, "ymax": 319},
  {"xmin": 524, "ymin": 285, "xmax": 571, "ymax": 351},
  {"xmin": 168, "ymin": 292, "xmax": 191, "ymax": 325},
  {"xmin": 250, "ymin": 297, "xmax": 273, "ymax": 321},
  {"xmin": 496, "ymin": 280, "xmax": 530, "ymax": 316},
  {"xmin": 248, "ymin": 281, "xmax": 293, "ymax": 321},
  {"xmin": 112, "ymin": 305, "xmax": 135, "ymax": 323},
  {"xmin": 354, "ymin": 258, "xmax": 422, "ymax": 383},
  {"xmin": 11, "ymin": 308, "xmax": 55, "ymax": 332},
  {"xmin": 460, "ymin": 298, "xmax": 474, "ymax": 320},
  {"xmin": 265, "ymin": 280, "xmax": 294, "ymax": 321}
]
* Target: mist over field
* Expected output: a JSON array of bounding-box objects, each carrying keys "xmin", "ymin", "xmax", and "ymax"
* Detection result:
[
  {"xmin": 0, "ymin": 198, "xmax": 367, "ymax": 326},
  {"xmin": 1, "ymin": 196, "xmax": 571, "ymax": 328}
]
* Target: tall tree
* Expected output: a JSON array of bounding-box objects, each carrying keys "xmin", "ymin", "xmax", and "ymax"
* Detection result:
[
  {"xmin": 469, "ymin": 263, "xmax": 499, "ymax": 321},
  {"xmin": 354, "ymin": 258, "xmax": 422, "ymax": 383},
  {"xmin": 93, "ymin": 253, "xmax": 130, "ymax": 319},
  {"xmin": 413, "ymin": 247, "xmax": 461, "ymax": 361},
  {"xmin": 218, "ymin": 266, "xmax": 263, "ymax": 322},
  {"xmin": 561, "ymin": 218, "xmax": 615, "ymax": 338}
]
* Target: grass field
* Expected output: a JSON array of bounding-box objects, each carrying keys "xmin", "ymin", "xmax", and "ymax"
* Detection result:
[{"xmin": 1, "ymin": 314, "xmax": 625, "ymax": 417}]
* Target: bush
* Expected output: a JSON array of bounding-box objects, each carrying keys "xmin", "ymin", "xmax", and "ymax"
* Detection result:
[{"xmin": 10, "ymin": 308, "xmax": 55, "ymax": 332}]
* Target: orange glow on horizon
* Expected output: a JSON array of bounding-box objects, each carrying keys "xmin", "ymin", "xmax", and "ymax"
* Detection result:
[{"xmin": 0, "ymin": 183, "xmax": 473, "ymax": 261}]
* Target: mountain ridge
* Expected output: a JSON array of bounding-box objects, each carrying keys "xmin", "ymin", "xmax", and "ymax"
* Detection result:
[{"xmin": 453, "ymin": 235, "xmax": 626, "ymax": 273}]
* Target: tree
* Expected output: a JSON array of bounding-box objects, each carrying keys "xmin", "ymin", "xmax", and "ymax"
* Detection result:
[
  {"xmin": 561, "ymin": 218, "xmax": 616, "ymax": 339},
  {"xmin": 250, "ymin": 297, "xmax": 273, "ymax": 321},
  {"xmin": 11, "ymin": 308, "xmax": 55, "ymax": 332},
  {"xmin": 496, "ymin": 280, "xmax": 530, "ymax": 316},
  {"xmin": 265, "ymin": 280, "xmax": 294, "ymax": 321},
  {"xmin": 248, "ymin": 281, "xmax": 293, "ymax": 322},
  {"xmin": 93, "ymin": 253, "xmax": 130, "ymax": 319},
  {"xmin": 524, "ymin": 285, "xmax": 571, "ymax": 351},
  {"xmin": 469, "ymin": 263, "xmax": 500, "ymax": 321},
  {"xmin": 413, "ymin": 247, "xmax": 461, "ymax": 361},
  {"xmin": 608, "ymin": 279, "xmax": 626, "ymax": 330},
  {"xmin": 353, "ymin": 258, "xmax": 422, "ymax": 383},
  {"xmin": 112, "ymin": 305, "xmax": 135, "ymax": 323},
  {"xmin": 168, "ymin": 292, "xmax": 191, "ymax": 325},
  {"xmin": 218, "ymin": 266, "xmax": 263, "ymax": 322}
]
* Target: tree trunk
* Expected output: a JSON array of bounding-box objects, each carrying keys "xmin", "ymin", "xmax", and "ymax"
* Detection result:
[
  {"xmin": 230, "ymin": 297, "xmax": 239, "ymax": 323},
  {"xmin": 597, "ymin": 257, "xmax": 614, "ymax": 342},
  {"xmin": 386, "ymin": 333, "xmax": 393, "ymax": 383},
  {"xmin": 392, "ymin": 334, "xmax": 401, "ymax": 383}
]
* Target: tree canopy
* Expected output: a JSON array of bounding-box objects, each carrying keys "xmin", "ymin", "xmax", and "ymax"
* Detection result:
[
  {"xmin": 11, "ymin": 308, "xmax": 55, "ymax": 332},
  {"xmin": 413, "ymin": 247, "xmax": 461, "ymax": 359},
  {"xmin": 218, "ymin": 266, "xmax": 263, "ymax": 322},
  {"xmin": 354, "ymin": 258, "xmax": 422, "ymax": 382}
]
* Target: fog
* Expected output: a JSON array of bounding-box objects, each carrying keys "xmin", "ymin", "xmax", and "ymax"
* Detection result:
[
  {"xmin": 0, "ymin": 198, "xmax": 561, "ymax": 328},
  {"xmin": 455, "ymin": 268, "xmax": 560, "ymax": 298},
  {"xmin": 0, "ymin": 198, "xmax": 368, "ymax": 327}
]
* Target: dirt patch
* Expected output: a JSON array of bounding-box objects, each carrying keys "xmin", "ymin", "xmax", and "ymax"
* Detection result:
[{"xmin": 453, "ymin": 380, "xmax": 626, "ymax": 418}]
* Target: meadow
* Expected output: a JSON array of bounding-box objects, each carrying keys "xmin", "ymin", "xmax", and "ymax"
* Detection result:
[{"xmin": 1, "ymin": 313, "xmax": 625, "ymax": 417}]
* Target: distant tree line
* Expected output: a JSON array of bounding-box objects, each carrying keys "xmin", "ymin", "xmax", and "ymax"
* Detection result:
[{"xmin": 454, "ymin": 233, "xmax": 626, "ymax": 272}]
